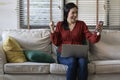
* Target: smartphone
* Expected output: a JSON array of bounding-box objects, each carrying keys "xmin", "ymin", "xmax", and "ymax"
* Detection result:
[
  {"xmin": 99, "ymin": 21, "xmax": 104, "ymax": 26},
  {"xmin": 96, "ymin": 21, "xmax": 104, "ymax": 33}
]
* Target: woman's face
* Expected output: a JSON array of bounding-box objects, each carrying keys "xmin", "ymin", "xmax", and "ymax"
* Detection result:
[{"xmin": 67, "ymin": 7, "xmax": 78, "ymax": 23}]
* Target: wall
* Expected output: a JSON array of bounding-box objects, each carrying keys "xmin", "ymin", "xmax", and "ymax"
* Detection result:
[{"xmin": 0, "ymin": 0, "xmax": 17, "ymax": 40}]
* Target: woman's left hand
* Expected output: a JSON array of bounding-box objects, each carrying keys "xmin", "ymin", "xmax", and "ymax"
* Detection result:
[{"xmin": 95, "ymin": 21, "xmax": 103, "ymax": 33}]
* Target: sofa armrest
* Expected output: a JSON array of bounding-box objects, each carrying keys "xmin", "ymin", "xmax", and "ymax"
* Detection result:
[{"xmin": 0, "ymin": 41, "xmax": 7, "ymax": 74}]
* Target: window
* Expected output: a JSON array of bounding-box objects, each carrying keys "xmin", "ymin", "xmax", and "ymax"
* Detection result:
[
  {"xmin": 66, "ymin": 0, "xmax": 120, "ymax": 29},
  {"xmin": 19, "ymin": 0, "xmax": 63, "ymax": 29},
  {"xmin": 108, "ymin": 0, "xmax": 120, "ymax": 29},
  {"xmin": 19, "ymin": 0, "xmax": 120, "ymax": 29}
]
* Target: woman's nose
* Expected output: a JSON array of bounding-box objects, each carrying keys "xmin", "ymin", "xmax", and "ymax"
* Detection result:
[{"xmin": 74, "ymin": 13, "xmax": 78, "ymax": 17}]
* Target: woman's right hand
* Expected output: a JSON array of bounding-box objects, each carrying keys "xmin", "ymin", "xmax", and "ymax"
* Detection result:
[{"xmin": 49, "ymin": 21, "xmax": 55, "ymax": 33}]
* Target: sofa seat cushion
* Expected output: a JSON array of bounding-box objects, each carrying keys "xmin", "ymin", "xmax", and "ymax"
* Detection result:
[
  {"xmin": 91, "ymin": 60, "xmax": 120, "ymax": 74},
  {"xmin": 50, "ymin": 63, "xmax": 68, "ymax": 74},
  {"xmin": 4, "ymin": 62, "xmax": 50, "ymax": 74},
  {"xmin": 50, "ymin": 63, "xmax": 95, "ymax": 74}
]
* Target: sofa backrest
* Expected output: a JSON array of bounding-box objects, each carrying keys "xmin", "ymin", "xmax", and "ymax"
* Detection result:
[
  {"xmin": 2, "ymin": 29, "xmax": 120, "ymax": 61},
  {"xmin": 89, "ymin": 30, "xmax": 120, "ymax": 60},
  {"xmin": 2, "ymin": 29, "xmax": 52, "ymax": 54}
]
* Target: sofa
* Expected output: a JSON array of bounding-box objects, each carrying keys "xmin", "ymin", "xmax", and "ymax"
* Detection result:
[{"xmin": 0, "ymin": 29, "xmax": 120, "ymax": 80}]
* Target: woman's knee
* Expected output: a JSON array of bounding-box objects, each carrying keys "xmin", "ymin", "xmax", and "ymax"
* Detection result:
[
  {"xmin": 66, "ymin": 57, "xmax": 77, "ymax": 68},
  {"xmin": 78, "ymin": 57, "xmax": 87, "ymax": 67}
]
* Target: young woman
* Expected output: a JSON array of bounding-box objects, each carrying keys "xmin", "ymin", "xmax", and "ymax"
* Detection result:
[{"xmin": 49, "ymin": 3, "xmax": 103, "ymax": 80}]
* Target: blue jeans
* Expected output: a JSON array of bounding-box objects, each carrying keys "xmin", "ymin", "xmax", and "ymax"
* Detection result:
[{"xmin": 57, "ymin": 52, "xmax": 88, "ymax": 80}]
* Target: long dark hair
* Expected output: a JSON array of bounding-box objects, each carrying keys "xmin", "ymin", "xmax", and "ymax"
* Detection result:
[{"xmin": 62, "ymin": 3, "xmax": 78, "ymax": 30}]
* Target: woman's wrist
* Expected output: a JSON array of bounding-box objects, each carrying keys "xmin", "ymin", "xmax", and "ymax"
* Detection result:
[
  {"xmin": 49, "ymin": 21, "xmax": 55, "ymax": 33},
  {"xmin": 50, "ymin": 27, "xmax": 54, "ymax": 33},
  {"xmin": 94, "ymin": 29, "xmax": 100, "ymax": 36},
  {"xmin": 50, "ymin": 30, "xmax": 54, "ymax": 33}
]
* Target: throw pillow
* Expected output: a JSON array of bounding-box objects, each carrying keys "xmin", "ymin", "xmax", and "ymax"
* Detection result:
[
  {"xmin": 2, "ymin": 36, "xmax": 27, "ymax": 63},
  {"xmin": 24, "ymin": 50, "xmax": 55, "ymax": 63}
]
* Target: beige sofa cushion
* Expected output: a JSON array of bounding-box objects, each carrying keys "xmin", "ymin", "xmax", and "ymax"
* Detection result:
[
  {"xmin": 50, "ymin": 63, "xmax": 68, "ymax": 74},
  {"xmin": 89, "ymin": 30, "xmax": 120, "ymax": 60},
  {"xmin": 4, "ymin": 62, "xmax": 50, "ymax": 74},
  {"xmin": 2, "ymin": 29, "xmax": 51, "ymax": 54},
  {"xmin": 91, "ymin": 60, "xmax": 120, "ymax": 74},
  {"xmin": 4, "ymin": 62, "xmax": 95, "ymax": 74},
  {"xmin": 50, "ymin": 63, "xmax": 96, "ymax": 74}
]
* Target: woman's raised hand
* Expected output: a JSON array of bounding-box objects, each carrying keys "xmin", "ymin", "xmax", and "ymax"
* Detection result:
[
  {"xmin": 49, "ymin": 21, "xmax": 55, "ymax": 33},
  {"xmin": 95, "ymin": 21, "xmax": 103, "ymax": 34}
]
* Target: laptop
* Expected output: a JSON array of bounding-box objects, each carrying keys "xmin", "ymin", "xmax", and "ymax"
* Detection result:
[{"xmin": 61, "ymin": 44, "xmax": 88, "ymax": 57}]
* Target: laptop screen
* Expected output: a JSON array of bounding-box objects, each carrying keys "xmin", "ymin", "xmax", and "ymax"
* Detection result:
[{"xmin": 61, "ymin": 44, "xmax": 88, "ymax": 57}]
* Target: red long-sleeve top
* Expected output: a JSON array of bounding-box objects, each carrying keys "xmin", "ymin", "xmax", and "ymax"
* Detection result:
[{"xmin": 50, "ymin": 20, "xmax": 101, "ymax": 53}]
